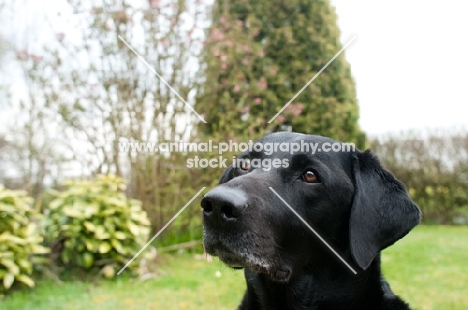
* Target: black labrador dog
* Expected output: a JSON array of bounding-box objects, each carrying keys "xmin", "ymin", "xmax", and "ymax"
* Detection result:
[{"xmin": 201, "ymin": 132, "xmax": 421, "ymax": 310}]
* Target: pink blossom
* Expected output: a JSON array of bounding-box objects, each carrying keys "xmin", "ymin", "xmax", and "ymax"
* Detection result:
[
  {"xmin": 294, "ymin": 103, "xmax": 304, "ymax": 116},
  {"xmin": 150, "ymin": 0, "xmax": 160, "ymax": 8},
  {"xmin": 285, "ymin": 103, "xmax": 304, "ymax": 117},
  {"xmin": 240, "ymin": 106, "xmax": 250, "ymax": 113},
  {"xmin": 31, "ymin": 55, "xmax": 43, "ymax": 62},
  {"xmin": 220, "ymin": 55, "xmax": 227, "ymax": 62},
  {"xmin": 221, "ymin": 63, "xmax": 227, "ymax": 69},
  {"xmin": 213, "ymin": 50, "xmax": 219, "ymax": 56},
  {"xmin": 254, "ymin": 97, "xmax": 262, "ymax": 105},
  {"xmin": 258, "ymin": 50, "xmax": 265, "ymax": 57},
  {"xmin": 242, "ymin": 59, "xmax": 249, "ymax": 66},
  {"xmin": 257, "ymin": 77, "xmax": 267, "ymax": 90},
  {"xmin": 56, "ymin": 33, "xmax": 65, "ymax": 41},
  {"xmin": 115, "ymin": 12, "xmax": 128, "ymax": 22},
  {"xmin": 242, "ymin": 45, "xmax": 250, "ymax": 52},
  {"xmin": 269, "ymin": 68, "xmax": 278, "ymax": 76},
  {"xmin": 16, "ymin": 50, "xmax": 29, "ymax": 60},
  {"xmin": 210, "ymin": 28, "xmax": 224, "ymax": 41},
  {"xmin": 233, "ymin": 85, "xmax": 240, "ymax": 92},
  {"xmin": 277, "ymin": 115, "xmax": 285, "ymax": 123},
  {"xmin": 236, "ymin": 20, "xmax": 243, "ymax": 27}
]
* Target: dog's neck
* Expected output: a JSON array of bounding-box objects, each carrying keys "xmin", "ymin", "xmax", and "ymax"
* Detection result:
[{"xmin": 241, "ymin": 256, "xmax": 389, "ymax": 310}]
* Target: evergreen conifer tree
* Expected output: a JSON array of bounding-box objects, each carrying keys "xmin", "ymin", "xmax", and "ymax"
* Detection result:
[{"xmin": 197, "ymin": 0, "xmax": 365, "ymax": 147}]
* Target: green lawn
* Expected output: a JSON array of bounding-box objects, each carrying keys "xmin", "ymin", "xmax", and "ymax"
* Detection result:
[{"xmin": 2, "ymin": 225, "xmax": 467, "ymax": 310}]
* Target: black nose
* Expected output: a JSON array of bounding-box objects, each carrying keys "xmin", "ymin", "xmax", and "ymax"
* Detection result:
[{"xmin": 201, "ymin": 186, "xmax": 248, "ymax": 224}]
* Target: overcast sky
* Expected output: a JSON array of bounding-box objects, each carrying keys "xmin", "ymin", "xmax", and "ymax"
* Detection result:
[{"xmin": 331, "ymin": 0, "xmax": 468, "ymax": 135}]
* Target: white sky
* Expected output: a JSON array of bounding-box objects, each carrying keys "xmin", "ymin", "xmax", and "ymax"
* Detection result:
[{"xmin": 331, "ymin": 0, "xmax": 468, "ymax": 135}]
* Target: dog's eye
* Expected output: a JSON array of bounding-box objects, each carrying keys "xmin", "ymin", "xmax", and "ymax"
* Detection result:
[
  {"xmin": 240, "ymin": 158, "xmax": 250, "ymax": 171},
  {"xmin": 302, "ymin": 170, "xmax": 318, "ymax": 183}
]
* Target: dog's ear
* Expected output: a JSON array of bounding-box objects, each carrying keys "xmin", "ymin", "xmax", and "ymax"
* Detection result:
[
  {"xmin": 219, "ymin": 164, "xmax": 235, "ymax": 184},
  {"xmin": 350, "ymin": 150, "xmax": 421, "ymax": 270}
]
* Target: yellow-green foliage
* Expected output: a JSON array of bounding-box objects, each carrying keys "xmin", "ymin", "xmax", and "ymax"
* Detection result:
[
  {"xmin": 44, "ymin": 175, "xmax": 150, "ymax": 278},
  {"xmin": 0, "ymin": 185, "xmax": 48, "ymax": 294}
]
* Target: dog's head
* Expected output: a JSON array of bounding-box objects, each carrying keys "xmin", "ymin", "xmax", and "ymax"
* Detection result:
[{"xmin": 201, "ymin": 132, "xmax": 421, "ymax": 282}]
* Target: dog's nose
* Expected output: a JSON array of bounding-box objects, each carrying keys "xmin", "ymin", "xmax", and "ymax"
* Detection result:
[{"xmin": 201, "ymin": 186, "xmax": 247, "ymax": 223}]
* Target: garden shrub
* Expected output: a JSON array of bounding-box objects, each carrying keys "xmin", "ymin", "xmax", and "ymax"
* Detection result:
[
  {"xmin": 0, "ymin": 185, "xmax": 48, "ymax": 294},
  {"xmin": 44, "ymin": 175, "xmax": 151, "ymax": 278}
]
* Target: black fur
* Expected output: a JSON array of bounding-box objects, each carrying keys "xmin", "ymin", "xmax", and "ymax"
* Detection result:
[{"xmin": 201, "ymin": 132, "xmax": 421, "ymax": 310}]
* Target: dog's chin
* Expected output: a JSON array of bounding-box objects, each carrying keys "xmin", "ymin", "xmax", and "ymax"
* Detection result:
[
  {"xmin": 213, "ymin": 249, "xmax": 292, "ymax": 283},
  {"xmin": 215, "ymin": 251, "xmax": 246, "ymax": 268}
]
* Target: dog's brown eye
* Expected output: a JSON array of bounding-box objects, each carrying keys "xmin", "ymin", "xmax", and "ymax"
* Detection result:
[
  {"xmin": 302, "ymin": 170, "xmax": 318, "ymax": 183},
  {"xmin": 240, "ymin": 159, "xmax": 250, "ymax": 171}
]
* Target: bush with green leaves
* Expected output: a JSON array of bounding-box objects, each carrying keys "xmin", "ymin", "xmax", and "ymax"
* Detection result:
[
  {"xmin": 44, "ymin": 175, "xmax": 151, "ymax": 278},
  {"xmin": 0, "ymin": 185, "xmax": 48, "ymax": 294}
]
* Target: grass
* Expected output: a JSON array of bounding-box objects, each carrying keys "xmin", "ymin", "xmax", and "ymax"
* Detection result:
[
  {"xmin": 2, "ymin": 225, "xmax": 467, "ymax": 310},
  {"xmin": 382, "ymin": 225, "xmax": 468, "ymax": 310}
]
